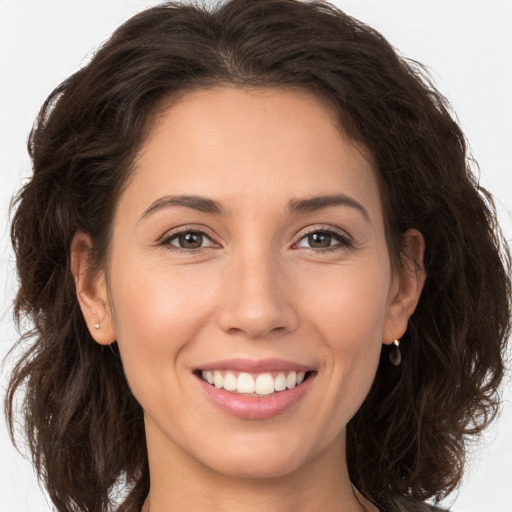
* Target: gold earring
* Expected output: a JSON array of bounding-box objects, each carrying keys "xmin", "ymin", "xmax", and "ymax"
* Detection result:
[{"xmin": 389, "ymin": 339, "xmax": 401, "ymax": 366}]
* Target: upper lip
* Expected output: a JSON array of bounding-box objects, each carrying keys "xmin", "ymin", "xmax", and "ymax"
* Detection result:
[{"xmin": 196, "ymin": 358, "xmax": 313, "ymax": 373}]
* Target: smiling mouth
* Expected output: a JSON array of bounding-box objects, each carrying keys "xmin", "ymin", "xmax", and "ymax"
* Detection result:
[{"xmin": 197, "ymin": 370, "xmax": 314, "ymax": 396}]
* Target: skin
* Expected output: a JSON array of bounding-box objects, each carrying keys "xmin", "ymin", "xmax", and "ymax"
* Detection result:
[{"xmin": 72, "ymin": 87, "xmax": 425, "ymax": 512}]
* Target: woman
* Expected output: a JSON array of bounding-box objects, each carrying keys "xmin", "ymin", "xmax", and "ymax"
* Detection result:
[{"xmin": 4, "ymin": 1, "xmax": 510, "ymax": 511}]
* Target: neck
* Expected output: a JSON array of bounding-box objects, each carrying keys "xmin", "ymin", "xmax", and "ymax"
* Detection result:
[{"xmin": 142, "ymin": 422, "xmax": 375, "ymax": 512}]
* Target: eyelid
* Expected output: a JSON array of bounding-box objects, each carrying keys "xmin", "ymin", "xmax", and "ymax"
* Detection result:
[
  {"xmin": 293, "ymin": 225, "xmax": 353, "ymax": 250},
  {"xmin": 159, "ymin": 225, "xmax": 221, "ymax": 251},
  {"xmin": 157, "ymin": 224, "xmax": 352, "ymax": 253}
]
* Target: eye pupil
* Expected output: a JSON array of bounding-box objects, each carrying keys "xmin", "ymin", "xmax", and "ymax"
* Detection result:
[
  {"xmin": 179, "ymin": 232, "xmax": 203, "ymax": 249},
  {"xmin": 308, "ymin": 232, "xmax": 331, "ymax": 248}
]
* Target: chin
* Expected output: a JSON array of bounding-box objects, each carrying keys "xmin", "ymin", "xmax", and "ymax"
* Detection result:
[
  {"xmin": 189, "ymin": 428, "xmax": 335, "ymax": 481},
  {"xmin": 207, "ymin": 453, "xmax": 307, "ymax": 481}
]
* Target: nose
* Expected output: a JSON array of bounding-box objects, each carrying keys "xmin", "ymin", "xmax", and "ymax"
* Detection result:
[{"xmin": 216, "ymin": 249, "xmax": 299, "ymax": 340}]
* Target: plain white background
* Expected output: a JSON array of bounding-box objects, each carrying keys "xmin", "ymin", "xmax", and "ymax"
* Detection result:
[{"xmin": 1, "ymin": 1, "xmax": 511, "ymax": 511}]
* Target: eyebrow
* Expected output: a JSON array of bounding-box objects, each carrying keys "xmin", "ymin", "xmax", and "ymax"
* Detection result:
[
  {"xmin": 140, "ymin": 194, "xmax": 224, "ymax": 220},
  {"xmin": 288, "ymin": 193, "xmax": 370, "ymax": 222},
  {"xmin": 139, "ymin": 192, "xmax": 370, "ymax": 222}
]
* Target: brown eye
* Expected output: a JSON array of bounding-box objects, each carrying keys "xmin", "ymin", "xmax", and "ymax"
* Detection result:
[
  {"xmin": 166, "ymin": 230, "xmax": 214, "ymax": 250},
  {"xmin": 178, "ymin": 232, "xmax": 203, "ymax": 249},
  {"xmin": 296, "ymin": 229, "xmax": 351, "ymax": 251},
  {"xmin": 308, "ymin": 232, "xmax": 331, "ymax": 248}
]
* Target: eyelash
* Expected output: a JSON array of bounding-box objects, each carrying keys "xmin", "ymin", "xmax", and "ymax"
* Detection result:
[
  {"xmin": 160, "ymin": 226, "xmax": 352, "ymax": 254},
  {"xmin": 295, "ymin": 227, "xmax": 352, "ymax": 253},
  {"xmin": 160, "ymin": 226, "xmax": 217, "ymax": 254}
]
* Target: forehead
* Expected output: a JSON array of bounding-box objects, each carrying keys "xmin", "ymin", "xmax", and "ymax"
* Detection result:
[{"xmin": 122, "ymin": 86, "xmax": 381, "ymax": 222}]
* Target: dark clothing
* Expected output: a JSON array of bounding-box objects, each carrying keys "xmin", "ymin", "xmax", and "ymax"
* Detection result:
[{"xmin": 374, "ymin": 494, "xmax": 448, "ymax": 512}]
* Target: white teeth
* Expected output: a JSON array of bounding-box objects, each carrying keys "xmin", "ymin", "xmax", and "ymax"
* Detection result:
[
  {"xmin": 274, "ymin": 372, "xmax": 287, "ymax": 391},
  {"xmin": 237, "ymin": 372, "xmax": 255, "ymax": 394},
  {"xmin": 255, "ymin": 373, "xmax": 275, "ymax": 395},
  {"xmin": 213, "ymin": 370, "xmax": 223, "ymax": 388},
  {"xmin": 223, "ymin": 372, "xmax": 237, "ymax": 391},
  {"xmin": 201, "ymin": 369, "xmax": 309, "ymax": 395},
  {"xmin": 286, "ymin": 371, "xmax": 297, "ymax": 389}
]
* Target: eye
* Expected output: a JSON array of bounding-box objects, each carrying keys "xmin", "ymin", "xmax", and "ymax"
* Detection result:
[
  {"xmin": 295, "ymin": 229, "xmax": 351, "ymax": 251},
  {"xmin": 163, "ymin": 230, "xmax": 215, "ymax": 250}
]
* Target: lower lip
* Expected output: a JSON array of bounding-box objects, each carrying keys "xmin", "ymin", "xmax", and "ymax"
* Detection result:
[{"xmin": 197, "ymin": 374, "xmax": 315, "ymax": 420}]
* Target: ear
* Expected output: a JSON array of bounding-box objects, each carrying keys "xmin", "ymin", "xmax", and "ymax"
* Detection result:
[
  {"xmin": 382, "ymin": 228, "xmax": 426, "ymax": 344},
  {"xmin": 70, "ymin": 231, "xmax": 117, "ymax": 345}
]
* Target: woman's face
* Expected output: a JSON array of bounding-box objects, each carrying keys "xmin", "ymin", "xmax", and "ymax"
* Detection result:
[{"xmin": 79, "ymin": 87, "xmax": 422, "ymax": 480}]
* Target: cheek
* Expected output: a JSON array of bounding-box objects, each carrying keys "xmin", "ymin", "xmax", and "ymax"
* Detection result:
[
  {"xmin": 110, "ymin": 255, "xmax": 215, "ymax": 333},
  {"xmin": 107, "ymin": 256, "xmax": 220, "ymax": 394},
  {"xmin": 296, "ymin": 258, "xmax": 390, "ymax": 345},
  {"xmin": 295, "ymin": 260, "xmax": 389, "ymax": 409}
]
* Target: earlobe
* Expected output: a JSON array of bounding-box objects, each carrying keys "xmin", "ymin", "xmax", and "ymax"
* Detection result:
[
  {"xmin": 70, "ymin": 231, "xmax": 117, "ymax": 345},
  {"xmin": 383, "ymin": 228, "xmax": 426, "ymax": 344}
]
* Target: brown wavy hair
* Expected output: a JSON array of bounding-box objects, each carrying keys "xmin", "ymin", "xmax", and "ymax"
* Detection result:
[{"xmin": 5, "ymin": 1, "xmax": 511, "ymax": 511}]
